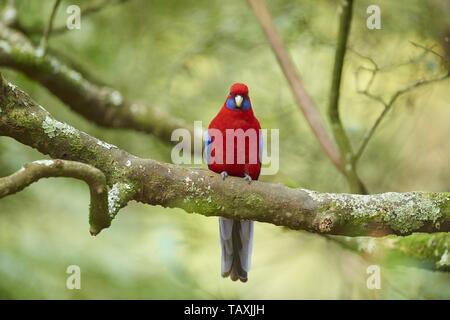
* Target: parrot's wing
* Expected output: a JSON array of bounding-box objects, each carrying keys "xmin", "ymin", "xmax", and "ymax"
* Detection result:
[
  {"xmin": 219, "ymin": 217, "xmax": 234, "ymax": 274},
  {"xmin": 205, "ymin": 131, "xmax": 212, "ymax": 165},
  {"xmin": 259, "ymin": 130, "xmax": 263, "ymax": 165}
]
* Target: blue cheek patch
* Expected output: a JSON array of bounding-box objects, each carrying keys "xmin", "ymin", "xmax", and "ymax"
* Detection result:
[
  {"xmin": 226, "ymin": 98, "xmax": 235, "ymax": 110},
  {"xmin": 243, "ymin": 98, "xmax": 251, "ymax": 111},
  {"xmin": 226, "ymin": 97, "xmax": 252, "ymax": 111}
]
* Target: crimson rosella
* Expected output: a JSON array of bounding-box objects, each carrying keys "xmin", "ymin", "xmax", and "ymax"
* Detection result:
[{"xmin": 206, "ymin": 83, "xmax": 261, "ymax": 282}]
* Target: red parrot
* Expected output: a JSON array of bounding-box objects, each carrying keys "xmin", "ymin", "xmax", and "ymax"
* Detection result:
[{"xmin": 206, "ymin": 83, "xmax": 261, "ymax": 282}]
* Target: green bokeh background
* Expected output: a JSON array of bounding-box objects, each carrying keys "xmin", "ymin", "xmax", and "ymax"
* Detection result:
[{"xmin": 0, "ymin": 0, "xmax": 449, "ymax": 299}]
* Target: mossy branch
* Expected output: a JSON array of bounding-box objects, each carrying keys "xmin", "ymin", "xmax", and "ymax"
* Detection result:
[
  {"xmin": 1, "ymin": 75, "xmax": 449, "ymax": 237},
  {"xmin": 0, "ymin": 159, "xmax": 111, "ymax": 235},
  {"xmin": 329, "ymin": 233, "xmax": 450, "ymax": 271},
  {"xmin": 0, "ymin": 22, "xmax": 194, "ymax": 146}
]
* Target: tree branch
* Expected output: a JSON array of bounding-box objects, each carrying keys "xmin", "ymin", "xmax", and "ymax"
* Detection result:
[
  {"xmin": 353, "ymin": 47, "xmax": 450, "ymax": 162},
  {"xmin": 1, "ymin": 0, "xmax": 17, "ymax": 27},
  {"xmin": 246, "ymin": 0, "xmax": 342, "ymax": 173},
  {"xmin": 1, "ymin": 75, "xmax": 449, "ymax": 237},
  {"xmin": 327, "ymin": 0, "xmax": 367, "ymax": 194},
  {"xmin": 0, "ymin": 159, "xmax": 111, "ymax": 235},
  {"xmin": 0, "ymin": 23, "xmax": 194, "ymax": 145},
  {"xmin": 329, "ymin": 233, "xmax": 450, "ymax": 271},
  {"xmin": 37, "ymin": 0, "xmax": 61, "ymax": 57},
  {"xmin": 410, "ymin": 41, "xmax": 450, "ymax": 67},
  {"xmin": 11, "ymin": 0, "xmax": 131, "ymax": 39}
]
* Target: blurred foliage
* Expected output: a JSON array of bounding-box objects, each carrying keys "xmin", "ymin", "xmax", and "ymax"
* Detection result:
[{"xmin": 0, "ymin": 0, "xmax": 450, "ymax": 299}]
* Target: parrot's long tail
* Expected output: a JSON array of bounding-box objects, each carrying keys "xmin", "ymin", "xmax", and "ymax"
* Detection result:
[{"xmin": 219, "ymin": 217, "xmax": 254, "ymax": 282}]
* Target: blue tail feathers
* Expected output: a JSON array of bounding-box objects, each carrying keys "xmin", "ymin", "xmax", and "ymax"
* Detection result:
[{"xmin": 219, "ymin": 217, "xmax": 254, "ymax": 282}]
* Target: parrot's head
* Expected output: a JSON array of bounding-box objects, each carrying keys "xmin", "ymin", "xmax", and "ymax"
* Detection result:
[{"xmin": 225, "ymin": 82, "xmax": 252, "ymax": 111}]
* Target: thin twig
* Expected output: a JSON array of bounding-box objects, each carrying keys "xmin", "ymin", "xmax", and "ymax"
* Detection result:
[
  {"xmin": 352, "ymin": 57, "xmax": 386, "ymax": 107},
  {"xmin": 246, "ymin": 0, "xmax": 342, "ymax": 173},
  {"xmin": 327, "ymin": 0, "xmax": 367, "ymax": 194},
  {"xmin": 353, "ymin": 42, "xmax": 450, "ymax": 162},
  {"xmin": 355, "ymin": 74, "xmax": 450, "ymax": 161},
  {"xmin": 38, "ymin": 0, "xmax": 61, "ymax": 56},
  {"xmin": 410, "ymin": 41, "xmax": 450, "ymax": 65},
  {"xmin": 54, "ymin": 0, "xmax": 129, "ymax": 35},
  {"xmin": 23, "ymin": 0, "xmax": 130, "ymax": 38},
  {"xmin": 354, "ymin": 106, "xmax": 388, "ymax": 161},
  {"xmin": 351, "ymin": 47, "xmax": 429, "ymax": 73}
]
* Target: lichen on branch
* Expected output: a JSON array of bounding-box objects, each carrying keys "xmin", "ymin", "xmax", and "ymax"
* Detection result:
[
  {"xmin": 1, "ymin": 75, "xmax": 449, "ymax": 237},
  {"xmin": 329, "ymin": 233, "xmax": 450, "ymax": 271},
  {"xmin": 0, "ymin": 159, "xmax": 111, "ymax": 235},
  {"xmin": 0, "ymin": 22, "xmax": 193, "ymax": 144}
]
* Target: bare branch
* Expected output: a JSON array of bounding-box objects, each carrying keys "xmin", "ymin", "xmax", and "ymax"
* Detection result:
[
  {"xmin": 14, "ymin": 0, "xmax": 131, "ymax": 38},
  {"xmin": 353, "ymin": 62, "xmax": 450, "ymax": 163},
  {"xmin": 246, "ymin": 0, "xmax": 342, "ymax": 173},
  {"xmin": 410, "ymin": 41, "xmax": 450, "ymax": 66},
  {"xmin": 0, "ymin": 159, "xmax": 111, "ymax": 235},
  {"xmin": 1, "ymin": 76, "xmax": 449, "ymax": 237},
  {"xmin": 354, "ymin": 106, "xmax": 388, "ymax": 161},
  {"xmin": 327, "ymin": 0, "xmax": 367, "ymax": 194},
  {"xmin": 37, "ymin": 0, "xmax": 62, "ymax": 57},
  {"xmin": 351, "ymin": 46, "xmax": 429, "ymax": 74},
  {"xmin": 49, "ymin": 0, "xmax": 131, "ymax": 36}
]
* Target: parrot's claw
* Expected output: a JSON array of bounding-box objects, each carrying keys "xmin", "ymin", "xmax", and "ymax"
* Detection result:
[
  {"xmin": 244, "ymin": 173, "xmax": 252, "ymax": 184},
  {"xmin": 220, "ymin": 171, "xmax": 229, "ymax": 181}
]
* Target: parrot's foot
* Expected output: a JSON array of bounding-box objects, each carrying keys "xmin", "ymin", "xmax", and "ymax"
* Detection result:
[
  {"xmin": 244, "ymin": 173, "xmax": 252, "ymax": 184},
  {"xmin": 220, "ymin": 171, "xmax": 229, "ymax": 180}
]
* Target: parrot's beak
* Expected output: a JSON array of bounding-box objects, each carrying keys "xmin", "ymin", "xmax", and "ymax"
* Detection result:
[{"xmin": 234, "ymin": 95, "xmax": 243, "ymax": 108}]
